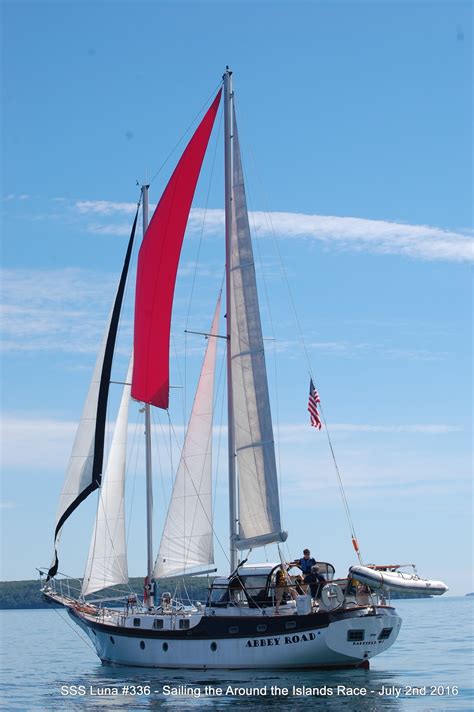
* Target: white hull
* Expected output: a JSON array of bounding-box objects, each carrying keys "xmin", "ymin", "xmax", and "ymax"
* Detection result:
[{"xmin": 71, "ymin": 606, "xmax": 401, "ymax": 670}]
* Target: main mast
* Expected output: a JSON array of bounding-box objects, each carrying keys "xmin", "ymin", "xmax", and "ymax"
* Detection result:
[
  {"xmin": 223, "ymin": 68, "xmax": 238, "ymax": 572},
  {"xmin": 142, "ymin": 183, "xmax": 154, "ymax": 607}
]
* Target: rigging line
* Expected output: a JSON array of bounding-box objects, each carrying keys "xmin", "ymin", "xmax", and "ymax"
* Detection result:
[
  {"xmin": 179, "ymin": 307, "xmax": 225, "ymax": 572},
  {"xmin": 151, "ymin": 407, "xmax": 172, "ymax": 512},
  {"xmin": 164, "ymin": 412, "xmax": 231, "ymax": 567},
  {"xmin": 240, "ymin": 142, "xmax": 285, "ymax": 524},
  {"xmin": 52, "ymin": 607, "xmax": 97, "ymax": 654},
  {"xmin": 125, "ymin": 408, "xmax": 143, "ymax": 553},
  {"xmin": 170, "ymin": 330, "xmax": 186, "ymax": 433},
  {"xmin": 212, "ymin": 308, "xmax": 227, "ymax": 518},
  {"xmin": 86, "ymin": 358, "xmax": 137, "ymax": 596},
  {"xmin": 149, "ymin": 81, "xmax": 223, "ymax": 187},
  {"xmin": 318, "ymin": 403, "xmax": 363, "ymax": 565},
  {"xmin": 237, "ymin": 106, "xmax": 313, "ymax": 379},
  {"xmin": 183, "ymin": 106, "xmax": 223, "ymax": 437},
  {"xmin": 239, "ymin": 105, "xmax": 362, "ymax": 560},
  {"xmin": 184, "ymin": 105, "xmax": 223, "ymax": 332}
]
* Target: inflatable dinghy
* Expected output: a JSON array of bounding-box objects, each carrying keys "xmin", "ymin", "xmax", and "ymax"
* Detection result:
[{"xmin": 350, "ymin": 565, "xmax": 448, "ymax": 595}]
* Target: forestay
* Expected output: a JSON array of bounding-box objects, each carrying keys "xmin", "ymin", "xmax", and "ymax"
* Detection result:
[
  {"xmin": 154, "ymin": 295, "xmax": 221, "ymax": 578},
  {"xmin": 230, "ymin": 110, "xmax": 287, "ymax": 550},
  {"xmin": 81, "ymin": 357, "xmax": 133, "ymax": 596}
]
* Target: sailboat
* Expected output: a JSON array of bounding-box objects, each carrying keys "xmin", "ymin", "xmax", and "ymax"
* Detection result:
[{"xmin": 41, "ymin": 69, "xmax": 447, "ymax": 669}]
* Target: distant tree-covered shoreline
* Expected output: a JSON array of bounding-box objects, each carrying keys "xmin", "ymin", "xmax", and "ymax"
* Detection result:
[{"xmin": 0, "ymin": 578, "xmax": 433, "ymax": 610}]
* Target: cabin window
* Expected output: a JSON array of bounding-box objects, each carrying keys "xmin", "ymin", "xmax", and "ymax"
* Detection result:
[
  {"xmin": 285, "ymin": 621, "xmax": 297, "ymax": 630},
  {"xmin": 210, "ymin": 642, "xmax": 217, "ymax": 651},
  {"xmin": 378, "ymin": 627, "xmax": 393, "ymax": 640},
  {"xmin": 153, "ymin": 619, "xmax": 163, "ymax": 630},
  {"xmin": 140, "ymin": 641, "xmax": 145, "ymax": 650},
  {"xmin": 179, "ymin": 619, "xmax": 190, "ymax": 630},
  {"xmin": 162, "ymin": 642, "xmax": 168, "ymax": 651},
  {"xmin": 240, "ymin": 575, "xmax": 268, "ymax": 601},
  {"xmin": 133, "ymin": 618, "xmax": 141, "ymax": 627},
  {"xmin": 347, "ymin": 630, "xmax": 365, "ymax": 641},
  {"xmin": 209, "ymin": 587, "xmax": 229, "ymax": 606},
  {"xmin": 109, "ymin": 636, "xmax": 115, "ymax": 644},
  {"xmin": 256, "ymin": 624, "xmax": 267, "ymax": 632},
  {"xmin": 229, "ymin": 626, "xmax": 239, "ymax": 634}
]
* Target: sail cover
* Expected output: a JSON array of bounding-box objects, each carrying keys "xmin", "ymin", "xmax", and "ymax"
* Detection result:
[
  {"xmin": 230, "ymin": 110, "xmax": 287, "ymax": 550},
  {"xmin": 154, "ymin": 295, "xmax": 221, "ymax": 579},
  {"xmin": 47, "ymin": 209, "xmax": 138, "ymax": 579},
  {"xmin": 81, "ymin": 357, "xmax": 133, "ymax": 597},
  {"xmin": 132, "ymin": 90, "xmax": 221, "ymax": 409}
]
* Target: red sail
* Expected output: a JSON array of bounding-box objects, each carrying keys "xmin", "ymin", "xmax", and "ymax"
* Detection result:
[{"xmin": 132, "ymin": 90, "xmax": 221, "ymax": 408}]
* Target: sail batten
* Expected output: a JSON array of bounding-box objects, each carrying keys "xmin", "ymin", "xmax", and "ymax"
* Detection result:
[
  {"xmin": 230, "ymin": 109, "xmax": 286, "ymax": 550},
  {"xmin": 154, "ymin": 295, "xmax": 221, "ymax": 579},
  {"xmin": 132, "ymin": 90, "xmax": 221, "ymax": 410}
]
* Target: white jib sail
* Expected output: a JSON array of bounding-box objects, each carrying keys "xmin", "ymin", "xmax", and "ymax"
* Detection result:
[
  {"xmin": 153, "ymin": 295, "xmax": 221, "ymax": 579},
  {"xmin": 53, "ymin": 323, "xmax": 111, "ymax": 541},
  {"xmin": 81, "ymin": 357, "xmax": 133, "ymax": 596},
  {"xmin": 230, "ymin": 110, "xmax": 286, "ymax": 550}
]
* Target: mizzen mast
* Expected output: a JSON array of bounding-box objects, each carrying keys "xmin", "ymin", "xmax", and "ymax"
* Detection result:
[{"xmin": 141, "ymin": 183, "xmax": 154, "ymax": 607}]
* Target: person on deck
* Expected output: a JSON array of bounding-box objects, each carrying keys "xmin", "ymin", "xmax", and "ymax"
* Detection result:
[
  {"xmin": 291, "ymin": 549, "xmax": 317, "ymax": 575},
  {"xmin": 274, "ymin": 566, "xmax": 298, "ymax": 615},
  {"xmin": 304, "ymin": 565, "xmax": 326, "ymax": 598}
]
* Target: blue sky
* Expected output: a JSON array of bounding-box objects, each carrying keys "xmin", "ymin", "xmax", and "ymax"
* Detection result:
[{"xmin": 1, "ymin": 1, "xmax": 472, "ymax": 595}]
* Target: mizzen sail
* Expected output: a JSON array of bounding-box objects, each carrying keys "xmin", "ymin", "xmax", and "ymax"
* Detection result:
[
  {"xmin": 230, "ymin": 110, "xmax": 287, "ymax": 550},
  {"xmin": 47, "ymin": 209, "xmax": 138, "ymax": 579},
  {"xmin": 154, "ymin": 295, "xmax": 221, "ymax": 579},
  {"xmin": 81, "ymin": 357, "xmax": 133, "ymax": 597},
  {"xmin": 132, "ymin": 90, "xmax": 221, "ymax": 409}
]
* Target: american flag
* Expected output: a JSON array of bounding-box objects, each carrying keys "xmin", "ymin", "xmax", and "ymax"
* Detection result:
[{"xmin": 308, "ymin": 378, "xmax": 322, "ymax": 429}]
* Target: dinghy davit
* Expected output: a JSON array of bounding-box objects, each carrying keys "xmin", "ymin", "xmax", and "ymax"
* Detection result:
[{"xmin": 350, "ymin": 565, "xmax": 449, "ymax": 596}]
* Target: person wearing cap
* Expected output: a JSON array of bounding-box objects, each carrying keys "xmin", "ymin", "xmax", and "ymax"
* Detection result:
[{"xmin": 304, "ymin": 565, "xmax": 326, "ymax": 598}]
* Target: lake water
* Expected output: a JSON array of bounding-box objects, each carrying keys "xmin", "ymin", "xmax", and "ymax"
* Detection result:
[{"xmin": 1, "ymin": 597, "xmax": 473, "ymax": 710}]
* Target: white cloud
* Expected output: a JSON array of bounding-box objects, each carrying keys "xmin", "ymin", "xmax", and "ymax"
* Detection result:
[
  {"xmin": 0, "ymin": 268, "xmax": 120, "ymax": 353},
  {"xmin": 74, "ymin": 201, "xmax": 473, "ymax": 263},
  {"xmin": 1, "ymin": 414, "xmax": 461, "ymax": 473}
]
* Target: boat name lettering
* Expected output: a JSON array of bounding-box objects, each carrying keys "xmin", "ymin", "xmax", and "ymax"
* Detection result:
[{"xmin": 245, "ymin": 632, "xmax": 315, "ymax": 648}]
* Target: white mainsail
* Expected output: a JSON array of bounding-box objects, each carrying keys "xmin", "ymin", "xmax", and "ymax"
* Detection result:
[
  {"xmin": 230, "ymin": 110, "xmax": 287, "ymax": 550},
  {"xmin": 81, "ymin": 358, "xmax": 133, "ymax": 596},
  {"xmin": 153, "ymin": 295, "xmax": 221, "ymax": 579}
]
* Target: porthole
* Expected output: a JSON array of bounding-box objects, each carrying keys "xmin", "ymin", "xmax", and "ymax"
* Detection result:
[
  {"xmin": 285, "ymin": 621, "xmax": 296, "ymax": 630},
  {"xmin": 210, "ymin": 642, "xmax": 217, "ymax": 652},
  {"xmin": 110, "ymin": 636, "xmax": 115, "ymax": 645},
  {"xmin": 140, "ymin": 641, "xmax": 145, "ymax": 650},
  {"xmin": 162, "ymin": 642, "xmax": 168, "ymax": 652},
  {"xmin": 229, "ymin": 626, "xmax": 239, "ymax": 634},
  {"xmin": 256, "ymin": 624, "xmax": 267, "ymax": 632}
]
